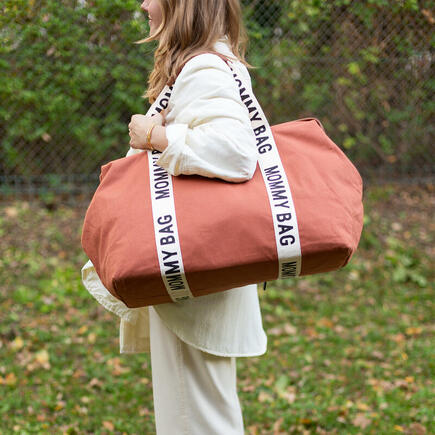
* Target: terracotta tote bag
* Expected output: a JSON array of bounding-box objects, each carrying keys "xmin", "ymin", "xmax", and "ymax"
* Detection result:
[{"xmin": 81, "ymin": 58, "xmax": 364, "ymax": 308}]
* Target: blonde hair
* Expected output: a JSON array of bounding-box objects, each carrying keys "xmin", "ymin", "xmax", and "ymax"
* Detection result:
[{"xmin": 135, "ymin": 0, "xmax": 251, "ymax": 103}]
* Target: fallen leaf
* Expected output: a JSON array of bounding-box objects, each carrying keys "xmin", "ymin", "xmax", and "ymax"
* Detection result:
[
  {"xmin": 74, "ymin": 405, "xmax": 88, "ymax": 415},
  {"xmin": 35, "ymin": 349, "xmax": 49, "ymax": 364},
  {"xmin": 10, "ymin": 337, "xmax": 24, "ymax": 351},
  {"xmin": 5, "ymin": 372, "xmax": 17, "ymax": 386},
  {"xmin": 394, "ymin": 379, "xmax": 411, "ymax": 390},
  {"xmin": 305, "ymin": 327, "xmax": 319, "ymax": 338},
  {"xmin": 268, "ymin": 327, "xmax": 285, "ymax": 336},
  {"xmin": 258, "ymin": 391, "xmax": 273, "ymax": 403},
  {"xmin": 317, "ymin": 318, "xmax": 334, "ymax": 328},
  {"xmin": 78, "ymin": 325, "xmax": 88, "ymax": 335},
  {"xmin": 88, "ymin": 377, "xmax": 102, "ymax": 388},
  {"xmin": 356, "ymin": 402, "xmax": 371, "ymax": 411},
  {"xmin": 29, "ymin": 349, "xmax": 51, "ymax": 370},
  {"xmin": 106, "ymin": 357, "xmax": 130, "ymax": 376},
  {"xmin": 139, "ymin": 407, "xmax": 151, "ymax": 416},
  {"xmin": 5, "ymin": 206, "xmax": 18, "ymax": 217},
  {"xmin": 371, "ymin": 350, "xmax": 385, "ymax": 360},
  {"xmin": 55, "ymin": 401, "xmax": 66, "ymax": 411},
  {"xmin": 353, "ymin": 413, "xmax": 371, "ymax": 429},
  {"xmin": 42, "ymin": 133, "xmax": 52, "ymax": 142},
  {"xmin": 242, "ymin": 385, "xmax": 255, "ymax": 392},
  {"xmin": 273, "ymin": 417, "xmax": 284, "ymax": 434},
  {"xmin": 73, "ymin": 368, "xmax": 86, "ymax": 379},
  {"xmin": 422, "ymin": 8, "xmax": 435, "ymax": 24},
  {"xmin": 334, "ymin": 324, "xmax": 346, "ymax": 334},
  {"xmin": 284, "ymin": 323, "xmax": 297, "ymax": 335},
  {"xmin": 408, "ymin": 422, "xmax": 427, "ymax": 434},
  {"xmin": 103, "ymin": 421, "xmax": 115, "ymax": 430},
  {"xmin": 392, "ymin": 222, "xmax": 403, "ymax": 231},
  {"xmin": 299, "ymin": 418, "xmax": 313, "ymax": 425},
  {"xmin": 281, "ymin": 390, "xmax": 296, "ymax": 404},
  {"xmin": 405, "ymin": 327, "xmax": 422, "ymax": 336}
]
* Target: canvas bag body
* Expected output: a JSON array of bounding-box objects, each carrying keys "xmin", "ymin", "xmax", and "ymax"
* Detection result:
[
  {"xmin": 81, "ymin": 113, "xmax": 363, "ymax": 308},
  {"xmin": 81, "ymin": 52, "xmax": 364, "ymax": 308}
]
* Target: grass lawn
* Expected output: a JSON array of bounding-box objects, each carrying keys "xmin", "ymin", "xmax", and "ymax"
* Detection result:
[{"xmin": 0, "ymin": 183, "xmax": 433, "ymax": 434}]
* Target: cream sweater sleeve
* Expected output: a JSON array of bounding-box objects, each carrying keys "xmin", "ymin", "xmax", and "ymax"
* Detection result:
[{"xmin": 155, "ymin": 54, "xmax": 258, "ymax": 183}]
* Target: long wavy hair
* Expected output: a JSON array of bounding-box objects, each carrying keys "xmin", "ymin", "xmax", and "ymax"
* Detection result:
[{"xmin": 135, "ymin": 0, "xmax": 251, "ymax": 103}]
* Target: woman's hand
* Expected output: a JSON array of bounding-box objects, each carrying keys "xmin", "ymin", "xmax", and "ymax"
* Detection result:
[{"xmin": 128, "ymin": 111, "xmax": 166, "ymax": 149}]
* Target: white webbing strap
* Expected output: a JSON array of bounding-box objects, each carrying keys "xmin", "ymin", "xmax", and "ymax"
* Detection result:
[
  {"xmin": 229, "ymin": 66, "xmax": 302, "ymax": 278},
  {"xmin": 145, "ymin": 58, "xmax": 302, "ymax": 303},
  {"xmin": 146, "ymin": 86, "xmax": 193, "ymax": 302}
]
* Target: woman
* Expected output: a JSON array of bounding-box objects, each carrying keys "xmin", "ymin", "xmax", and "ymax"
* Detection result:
[{"xmin": 81, "ymin": 0, "xmax": 267, "ymax": 433}]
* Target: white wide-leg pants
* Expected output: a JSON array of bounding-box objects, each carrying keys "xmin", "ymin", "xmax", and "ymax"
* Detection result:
[{"xmin": 149, "ymin": 306, "xmax": 245, "ymax": 435}]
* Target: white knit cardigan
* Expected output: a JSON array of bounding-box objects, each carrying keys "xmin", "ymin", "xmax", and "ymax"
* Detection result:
[{"xmin": 81, "ymin": 38, "xmax": 267, "ymax": 357}]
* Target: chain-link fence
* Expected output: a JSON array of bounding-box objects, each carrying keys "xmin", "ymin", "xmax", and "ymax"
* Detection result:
[{"xmin": 1, "ymin": 0, "xmax": 433, "ymax": 203}]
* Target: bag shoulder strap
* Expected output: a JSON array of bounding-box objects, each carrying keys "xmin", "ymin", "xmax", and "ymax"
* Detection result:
[{"xmin": 147, "ymin": 50, "xmax": 303, "ymax": 302}]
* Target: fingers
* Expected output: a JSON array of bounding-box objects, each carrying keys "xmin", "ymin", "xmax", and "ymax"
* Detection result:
[
  {"xmin": 127, "ymin": 112, "xmax": 165, "ymax": 149},
  {"xmin": 129, "ymin": 114, "xmax": 140, "ymax": 129},
  {"xmin": 128, "ymin": 114, "xmax": 147, "ymax": 149},
  {"xmin": 128, "ymin": 119, "xmax": 135, "ymax": 148}
]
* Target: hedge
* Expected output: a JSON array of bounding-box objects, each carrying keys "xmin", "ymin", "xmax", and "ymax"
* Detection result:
[{"xmin": 0, "ymin": 0, "xmax": 433, "ymax": 190}]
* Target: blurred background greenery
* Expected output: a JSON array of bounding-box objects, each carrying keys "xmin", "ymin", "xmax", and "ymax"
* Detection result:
[{"xmin": 1, "ymin": 0, "xmax": 434, "ymax": 200}]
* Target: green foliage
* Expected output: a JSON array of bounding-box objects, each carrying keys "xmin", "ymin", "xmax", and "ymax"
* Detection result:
[
  {"xmin": 0, "ymin": 0, "xmax": 433, "ymax": 181},
  {"xmin": 0, "ymin": 185, "xmax": 433, "ymax": 433},
  {"xmin": 0, "ymin": 0, "xmax": 153, "ymax": 176},
  {"xmin": 242, "ymin": 0, "xmax": 433, "ymax": 176}
]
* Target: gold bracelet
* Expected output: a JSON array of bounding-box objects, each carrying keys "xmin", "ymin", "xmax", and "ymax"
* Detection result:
[{"xmin": 145, "ymin": 124, "xmax": 156, "ymax": 150}]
